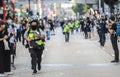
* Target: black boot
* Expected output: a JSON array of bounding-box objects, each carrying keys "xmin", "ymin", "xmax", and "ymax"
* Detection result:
[
  {"xmin": 33, "ymin": 69, "xmax": 37, "ymax": 74},
  {"xmin": 111, "ymin": 60, "xmax": 119, "ymax": 63},
  {"xmin": 38, "ymin": 64, "xmax": 41, "ymax": 71}
]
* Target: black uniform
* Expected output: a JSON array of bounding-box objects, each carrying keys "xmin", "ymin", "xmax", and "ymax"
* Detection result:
[
  {"xmin": 0, "ymin": 29, "xmax": 11, "ymax": 73},
  {"xmin": 97, "ymin": 22, "xmax": 107, "ymax": 46},
  {"xmin": 110, "ymin": 23, "xmax": 119, "ymax": 61},
  {"xmin": 24, "ymin": 27, "xmax": 44, "ymax": 74},
  {"xmin": 0, "ymin": 31, "xmax": 5, "ymax": 73}
]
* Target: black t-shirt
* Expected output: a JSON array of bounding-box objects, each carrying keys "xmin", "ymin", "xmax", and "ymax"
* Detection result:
[
  {"xmin": 39, "ymin": 25, "xmax": 45, "ymax": 31},
  {"xmin": 80, "ymin": 21, "xmax": 84, "ymax": 28},
  {"xmin": 110, "ymin": 23, "xmax": 117, "ymax": 34},
  {"xmin": 22, "ymin": 29, "xmax": 27, "ymax": 36},
  {"xmin": 86, "ymin": 20, "xmax": 91, "ymax": 28},
  {"xmin": 98, "ymin": 23, "xmax": 108, "ymax": 33},
  {"xmin": 0, "ymin": 29, "xmax": 8, "ymax": 46}
]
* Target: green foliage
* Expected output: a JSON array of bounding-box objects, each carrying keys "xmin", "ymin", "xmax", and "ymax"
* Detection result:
[
  {"xmin": 72, "ymin": 3, "xmax": 90, "ymax": 15},
  {"xmin": 83, "ymin": 4, "xmax": 90, "ymax": 13},
  {"xmin": 19, "ymin": 5, "xmax": 27, "ymax": 18}
]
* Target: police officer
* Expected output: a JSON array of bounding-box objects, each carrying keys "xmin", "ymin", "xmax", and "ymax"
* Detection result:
[
  {"xmin": 63, "ymin": 22, "xmax": 70, "ymax": 42},
  {"xmin": 75, "ymin": 20, "xmax": 79, "ymax": 33},
  {"xmin": 24, "ymin": 20, "xmax": 45, "ymax": 74},
  {"xmin": 70, "ymin": 21, "xmax": 74, "ymax": 35}
]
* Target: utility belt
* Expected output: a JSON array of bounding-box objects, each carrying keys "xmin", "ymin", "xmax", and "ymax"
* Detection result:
[{"xmin": 29, "ymin": 39, "xmax": 44, "ymax": 50}]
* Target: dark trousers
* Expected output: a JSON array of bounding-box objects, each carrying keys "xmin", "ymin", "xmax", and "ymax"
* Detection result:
[
  {"xmin": 76, "ymin": 28, "xmax": 78, "ymax": 32},
  {"xmin": 22, "ymin": 36, "xmax": 25, "ymax": 45},
  {"xmin": 4, "ymin": 50, "xmax": 11, "ymax": 72},
  {"xmin": 111, "ymin": 35, "xmax": 119, "ymax": 61},
  {"xmin": 29, "ymin": 49, "xmax": 43, "ymax": 70},
  {"xmin": 65, "ymin": 32, "xmax": 69, "ymax": 42},
  {"xmin": 10, "ymin": 43, "xmax": 16, "ymax": 65},
  {"xmin": 99, "ymin": 32, "xmax": 106, "ymax": 46},
  {"xmin": 0, "ymin": 46, "xmax": 4, "ymax": 73},
  {"xmin": 0, "ymin": 47, "xmax": 11, "ymax": 73},
  {"xmin": 84, "ymin": 30, "xmax": 88, "ymax": 39},
  {"xmin": 16, "ymin": 31, "xmax": 21, "ymax": 42}
]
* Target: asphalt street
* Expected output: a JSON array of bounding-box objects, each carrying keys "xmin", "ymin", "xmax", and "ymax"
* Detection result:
[{"xmin": 9, "ymin": 28, "xmax": 120, "ymax": 77}]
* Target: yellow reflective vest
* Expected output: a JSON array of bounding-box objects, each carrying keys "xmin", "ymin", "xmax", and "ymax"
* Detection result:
[
  {"xmin": 70, "ymin": 22, "xmax": 74, "ymax": 28},
  {"xmin": 28, "ymin": 29, "xmax": 43, "ymax": 45},
  {"xmin": 63, "ymin": 24, "xmax": 70, "ymax": 33},
  {"xmin": 75, "ymin": 20, "xmax": 79, "ymax": 28}
]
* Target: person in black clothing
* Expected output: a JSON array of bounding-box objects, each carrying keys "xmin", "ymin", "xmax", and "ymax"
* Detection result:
[
  {"xmin": 84, "ymin": 17, "xmax": 91, "ymax": 39},
  {"xmin": 60, "ymin": 19, "xmax": 65, "ymax": 31},
  {"xmin": 0, "ymin": 23, "xmax": 12, "ymax": 76},
  {"xmin": 106, "ymin": 16, "xmax": 119, "ymax": 63},
  {"xmin": 86, "ymin": 17, "xmax": 91, "ymax": 39},
  {"xmin": 4, "ymin": 23, "xmax": 14, "ymax": 72},
  {"xmin": 97, "ymin": 19, "xmax": 108, "ymax": 47},
  {"xmin": 21, "ymin": 23, "xmax": 26, "ymax": 45},
  {"xmin": 48, "ymin": 20, "xmax": 55, "ymax": 35},
  {"xmin": 24, "ymin": 20, "xmax": 45, "ymax": 74},
  {"xmin": 80, "ymin": 19, "xmax": 86, "ymax": 37},
  {"xmin": 38, "ymin": 19, "xmax": 45, "ymax": 42},
  {"xmin": 21, "ymin": 23, "xmax": 29, "ymax": 45},
  {"xmin": 80, "ymin": 19, "xmax": 85, "ymax": 32},
  {"xmin": 38, "ymin": 19, "xmax": 45, "ymax": 31}
]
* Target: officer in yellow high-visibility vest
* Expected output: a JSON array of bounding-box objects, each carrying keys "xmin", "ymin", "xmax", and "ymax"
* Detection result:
[
  {"xmin": 24, "ymin": 20, "xmax": 45, "ymax": 74},
  {"xmin": 70, "ymin": 21, "xmax": 74, "ymax": 34},
  {"xmin": 75, "ymin": 20, "xmax": 80, "ymax": 33},
  {"xmin": 63, "ymin": 22, "xmax": 70, "ymax": 42}
]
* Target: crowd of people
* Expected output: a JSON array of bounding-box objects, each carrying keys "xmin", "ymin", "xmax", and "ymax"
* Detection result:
[
  {"xmin": 61, "ymin": 15, "xmax": 120, "ymax": 63},
  {"xmin": 0, "ymin": 13, "xmax": 120, "ymax": 76},
  {"xmin": 0, "ymin": 15, "xmax": 59, "ymax": 76}
]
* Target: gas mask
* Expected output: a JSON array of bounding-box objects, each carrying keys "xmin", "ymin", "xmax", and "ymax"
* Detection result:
[{"xmin": 31, "ymin": 25, "xmax": 37, "ymax": 30}]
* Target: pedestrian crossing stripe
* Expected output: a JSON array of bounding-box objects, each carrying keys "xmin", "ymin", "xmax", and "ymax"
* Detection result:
[{"xmin": 41, "ymin": 63, "xmax": 120, "ymax": 67}]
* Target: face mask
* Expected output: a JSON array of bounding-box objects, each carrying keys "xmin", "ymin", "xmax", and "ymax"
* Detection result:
[{"xmin": 31, "ymin": 26, "xmax": 37, "ymax": 30}]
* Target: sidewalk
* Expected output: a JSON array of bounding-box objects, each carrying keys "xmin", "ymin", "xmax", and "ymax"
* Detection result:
[{"xmin": 92, "ymin": 33, "xmax": 120, "ymax": 58}]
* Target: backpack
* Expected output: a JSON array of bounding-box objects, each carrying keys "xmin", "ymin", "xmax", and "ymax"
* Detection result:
[{"xmin": 116, "ymin": 23, "xmax": 120, "ymax": 36}]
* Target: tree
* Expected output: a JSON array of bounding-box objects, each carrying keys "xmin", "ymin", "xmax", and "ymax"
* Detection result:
[
  {"xmin": 72, "ymin": 3, "xmax": 89, "ymax": 15},
  {"xmin": 83, "ymin": 4, "xmax": 90, "ymax": 13},
  {"xmin": 20, "ymin": 5, "xmax": 26, "ymax": 18},
  {"xmin": 104, "ymin": 0, "xmax": 118, "ymax": 14}
]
